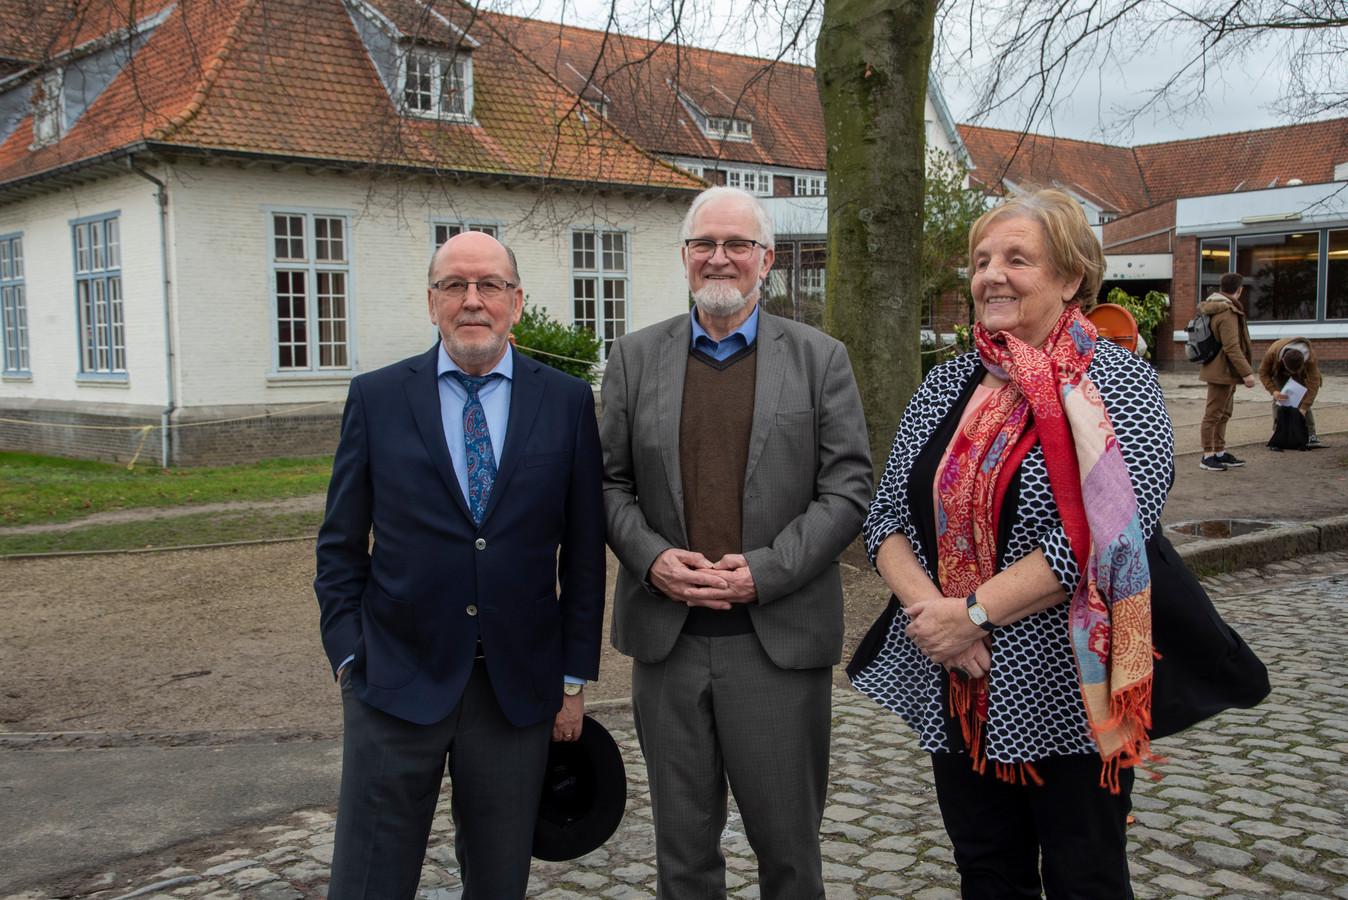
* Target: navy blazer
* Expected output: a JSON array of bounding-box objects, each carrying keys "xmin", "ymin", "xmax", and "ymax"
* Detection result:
[{"xmin": 315, "ymin": 344, "xmax": 606, "ymax": 727}]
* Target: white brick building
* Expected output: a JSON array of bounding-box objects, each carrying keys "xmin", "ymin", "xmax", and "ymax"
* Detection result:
[{"xmin": 0, "ymin": 0, "xmax": 699, "ymax": 464}]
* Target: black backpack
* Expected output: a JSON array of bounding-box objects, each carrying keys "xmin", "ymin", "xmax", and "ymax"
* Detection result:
[
  {"xmin": 1268, "ymin": 405, "xmax": 1310, "ymax": 451},
  {"xmin": 1184, "ymin": 313, "xmax": 1220, "ymax": 363}
]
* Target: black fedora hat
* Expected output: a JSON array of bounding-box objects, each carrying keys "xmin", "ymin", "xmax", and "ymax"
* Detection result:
[{"xmin": 532, "ymin": 714, "xmax": 627, "ymax": 861}]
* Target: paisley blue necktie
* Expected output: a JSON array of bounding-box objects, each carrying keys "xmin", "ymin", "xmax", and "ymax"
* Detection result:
[{"xmin": 448, "ymin": 371, "xmax": 502, "ymax": 525}]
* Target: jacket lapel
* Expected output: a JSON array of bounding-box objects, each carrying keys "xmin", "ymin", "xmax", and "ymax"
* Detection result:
[
  {"xmin": 404, "ymin": 344, "xmax": 473, "ymax": 522},
  {"xmin": 484, "ymin": 347, "xmax": 543, "ymax": 524},
  {"xmin": 658, "ymin": 316, "xmax": 692, "ymax": 540},
  {"xmin": 744, "ymin": 311, "xmax": 786, "ymax": 485}
]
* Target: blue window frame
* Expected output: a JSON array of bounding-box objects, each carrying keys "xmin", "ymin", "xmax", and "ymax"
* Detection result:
[
  {"xmin": 0, "ymin": 233, "xmax": 26, "ymax": 373},
  {"xmin": 73, "ymin": 213, "xmax": 124, "ymax": 375}
]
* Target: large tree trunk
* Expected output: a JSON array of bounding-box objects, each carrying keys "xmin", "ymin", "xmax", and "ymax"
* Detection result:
[{"xmin": 817, "ymin": 0, "xmax": 937, "ymax": 478}]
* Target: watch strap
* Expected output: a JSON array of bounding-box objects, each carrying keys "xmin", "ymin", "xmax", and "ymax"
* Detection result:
[{"xmin": 966, "ymin": 592, "xmax": 995, "ymax": 632}]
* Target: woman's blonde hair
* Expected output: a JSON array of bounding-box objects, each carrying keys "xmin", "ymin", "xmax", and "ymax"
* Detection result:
[{"xmin": 967, "ymin": 188, "xmax": 1105, "ymax": 310}]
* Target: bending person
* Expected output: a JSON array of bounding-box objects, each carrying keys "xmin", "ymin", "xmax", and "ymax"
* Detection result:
[{"xmin": 1259, "ymin": 337, "xmax": 1322, "ymax": 446}]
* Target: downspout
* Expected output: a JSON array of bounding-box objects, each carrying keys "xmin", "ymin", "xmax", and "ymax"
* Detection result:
[{"xmin": 128, "ymin": 158, "xmax": 174, "ymax": 467}]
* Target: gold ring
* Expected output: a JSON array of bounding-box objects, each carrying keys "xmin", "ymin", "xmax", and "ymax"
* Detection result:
[{"xmin": 564, "ymin": 732, "xmax": 573, "ymax": 738}]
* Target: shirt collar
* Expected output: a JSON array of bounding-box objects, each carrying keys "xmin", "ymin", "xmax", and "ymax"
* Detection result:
[
  {"xmin": 437, "ymin": 342, "xmax": 514, "ymax": 381},
  {"xmin": 690, "ymin": 304, "xmax": 759, "ymax": 354}
]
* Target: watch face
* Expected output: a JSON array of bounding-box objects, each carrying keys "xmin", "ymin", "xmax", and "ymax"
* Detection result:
[{"xmin": 968, "ymin": 603, "xmax": 989, "ymax": 626}]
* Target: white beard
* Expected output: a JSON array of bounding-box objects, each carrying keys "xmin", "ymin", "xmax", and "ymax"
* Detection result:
[{"xmin": 694, "ymin": 281, "xmax": 753, "ymax": 318}]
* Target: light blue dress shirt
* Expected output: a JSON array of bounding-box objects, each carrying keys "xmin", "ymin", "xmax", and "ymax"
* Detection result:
[
  {"xmin": 690, "ymin": 304, "xmax": 759, "ymax": 359},
  {"xmin": 437, "ymin": 342, "xmax": 512, "ymax": 504}
]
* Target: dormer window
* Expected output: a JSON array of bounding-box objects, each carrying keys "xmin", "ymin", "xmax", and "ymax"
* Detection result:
[
  {"xmin": 705, "ymin": 116, "xmax": 751, "ymax": 141},
  {"xmin": 401, "ymin": 49, "xmax": 471, "ymax": 120},
  {"xmin": 725, "ymin": 169, "xmax": 771, "ymax": 196},
  {"xmin": 578, "ymin": 100, "xmax": 608, "ymax": 121},
  {"xmin": 795, "ymin": 175, "xmax": 826, "ymax": 196},
  {"xmin": 31, "ymin": 69, "xmax": 63, "ymax": 145}
]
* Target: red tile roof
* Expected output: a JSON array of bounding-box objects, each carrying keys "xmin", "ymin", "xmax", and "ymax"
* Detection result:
[
  {"xmin": 0, "ymin": 0, "xmax": 158, "ymax": 63},
  {"xmin": 1133, "ymin": 118, "xmax": 1348, "ymax": 200},
  {"xmin": 0, "ymin": 0, "xmax": 700, "ymax": 194},
  {"xmin": 492, "ymin": 13, "xmax": 826, "ymax": 172},
  {"xmin": 958, "ymin": 125, "xmax": 1151, "ymax": 215},
  {"xmin": 960, "ymin": 118, "xmax": 1348, "ymax": 216}
]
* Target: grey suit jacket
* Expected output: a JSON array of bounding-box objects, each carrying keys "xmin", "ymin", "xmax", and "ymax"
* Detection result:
[{"xmin": 600, "ymin": 310, "xmax": 873, "ymax": 669}]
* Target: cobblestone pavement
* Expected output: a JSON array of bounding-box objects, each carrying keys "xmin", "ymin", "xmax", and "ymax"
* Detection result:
[{"xmin": 7, "ymin": 552, "xmax": 1348, "ymax": 900}]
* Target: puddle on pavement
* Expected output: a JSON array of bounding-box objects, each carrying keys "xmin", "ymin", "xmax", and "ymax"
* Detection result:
[{"xmin": 1166, "ymin": 519, "xmax": 1286, "ymax": 539}]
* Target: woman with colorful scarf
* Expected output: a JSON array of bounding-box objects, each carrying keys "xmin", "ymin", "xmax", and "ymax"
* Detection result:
[{"xmin": 849, "ymin": 189, "xmax": 1174, "ymax": 898}]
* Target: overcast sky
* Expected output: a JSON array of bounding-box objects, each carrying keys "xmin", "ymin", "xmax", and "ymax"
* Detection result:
[{"xmin": 518, "ymin": 0, "xmax": 1322, "ymax": 146}]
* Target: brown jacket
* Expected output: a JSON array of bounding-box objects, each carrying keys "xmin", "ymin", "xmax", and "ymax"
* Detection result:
[
  {"xmin": 1258, "ymin": 336, "xmax": 1321, "ymax": 414},
  {"xmin": 1197, "ymin": 293, "xmax": 1253, "ymax": 385}
]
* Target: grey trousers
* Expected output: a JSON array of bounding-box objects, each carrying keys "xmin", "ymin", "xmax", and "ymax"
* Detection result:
[
  {"xmin": 632, "ymin": 632, "xmax": 832, "ymax": 900},
  {"xmin": 328, "ymin": 660, "xmax": 551, "ymax": 900}
]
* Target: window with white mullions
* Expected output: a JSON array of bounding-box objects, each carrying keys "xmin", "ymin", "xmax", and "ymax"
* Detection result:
[
  {"xmin": 73, "ymin": 215, "xmax": 125, "ymax": 375},
  {"xmin": 572, "ymin": 229, "xmax": 629, "ymax": 360},
  {"xmin": 725, "ymin": 169, "xmax": 771, "ymax": 196},
  {"xmin": 794, "ymin": 175, "xmax": 825, "ymax": 196},
  {"xmin": 402, "ymin": 50, "xmax": 471, "ymax": 119},
  {"xmin": 432, "ymin": 222, "xmax": 499, "ymax": 248},
  {"xmin": 270, "ymin": 212, "xmax": 353, "ymax": 372},
  {"xmin": 32, "ymin": 69, "xmax": 63, "ymax": 145},
  {"xmin": 275, "ymin": 270, "xmax": 308, "ymax": 369},
  {"xmin": 1, "ymin": 234, "xmax": 27, "ymax": 373},
  {"xmin": 316, "ymin": 271, "xmax": 348, "ymax": 368}
]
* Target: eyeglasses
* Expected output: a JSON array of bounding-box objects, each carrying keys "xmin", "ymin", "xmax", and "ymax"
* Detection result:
[
  {"xmin": 430, "ymin": 279, "xmax": 516, "ymax": 298},
  {"xmin": 684, "ymin": 239, "xmax": 765, "ymax": 261}
]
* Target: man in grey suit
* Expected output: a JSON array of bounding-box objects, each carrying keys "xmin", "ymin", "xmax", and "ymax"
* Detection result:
[{"xmin": 600, "ymin": 186, "xmax": 872, "ymax": 899}]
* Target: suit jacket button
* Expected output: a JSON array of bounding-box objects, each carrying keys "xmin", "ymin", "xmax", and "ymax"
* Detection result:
[
  {"xmin": 466, "ymin": 605, "xmax": 478, "ymax": 616},
  {"xmin": 475, "ymin": 538, "xmax": 487, "ymax": 550}
]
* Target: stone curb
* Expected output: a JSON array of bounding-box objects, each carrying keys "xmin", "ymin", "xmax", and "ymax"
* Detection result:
[{"xmin": 1176, "ymin": 513, "xmax": 1348, "ymax": 575}]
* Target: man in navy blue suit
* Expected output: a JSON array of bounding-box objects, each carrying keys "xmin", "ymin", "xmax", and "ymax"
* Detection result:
[{"xmin": 315, "ymin": 230, "xmax": 606, "ymax": 900}]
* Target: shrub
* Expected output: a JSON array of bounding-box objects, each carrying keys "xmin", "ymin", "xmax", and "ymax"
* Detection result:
[
  {"xmin": 510, "ymin": 304, "xmax": 602, "ymax": 385},
  {"xmin": 1104, "ymin": 287, "xmax": 1168, "ymax": 360}
]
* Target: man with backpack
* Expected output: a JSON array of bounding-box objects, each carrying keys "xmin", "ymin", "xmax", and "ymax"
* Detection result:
[{"xmin": 1198, "ymin": 273, "xmax": 1256, "ymax": 471}]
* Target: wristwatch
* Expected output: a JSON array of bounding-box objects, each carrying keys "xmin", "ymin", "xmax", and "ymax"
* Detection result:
[
  {"xmin": 966, "ymin": 593, "xmax": 995, "ymax": 632},
  {"xmin": 563, "ymin": 682, "xmax": 584, "ymax": 696}
]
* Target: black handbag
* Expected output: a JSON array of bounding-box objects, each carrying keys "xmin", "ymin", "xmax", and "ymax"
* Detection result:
[
  {"xmin": 1267, "ymin": 405, "xmax": 1310, "ymax": 450},
  {"xmin": 1147, "ymin": 533, "xmax": 1270, "ymax": 739}
]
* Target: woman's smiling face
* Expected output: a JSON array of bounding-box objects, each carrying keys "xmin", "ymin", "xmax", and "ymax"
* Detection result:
[{"xmin": 971, "ymin": 216, "xmax": 1083, "ymax": 348}]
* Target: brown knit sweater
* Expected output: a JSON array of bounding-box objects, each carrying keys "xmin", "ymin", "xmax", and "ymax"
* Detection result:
[{"xmin": 680, "ymin": 345, "xmax": 756, "ymax": 634}]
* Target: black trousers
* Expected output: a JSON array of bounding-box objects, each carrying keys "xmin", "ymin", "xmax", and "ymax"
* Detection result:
[
  {"xmin": 328, "ymin": 660, "xmax": 552, "ymax": 900},
  {"xmin": 931, "ymin": 751, "xmax": 1135, "ymax": 900}
]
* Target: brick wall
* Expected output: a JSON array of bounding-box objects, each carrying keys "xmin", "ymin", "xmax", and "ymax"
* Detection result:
[
  {"xmin": 1102, "ymin": 201, "xmax": 1176, "ymax": 254},
  {"xmin": 171, "ymin": 408, "xmax": 342, "ymax": 466},
  {"xmin": 1252, "ymin": 339, "xmax": 1348, "ymax": 376},
  {"xmin": 0, "ymin": 405, "xmax": 162, "ymax": 463},
  {"xmin": 0, "ymin": 400, "xmax": 342, "ymax": 466},
  {"xmin": 1154, "ymin": 234, "xmax": 1200, "ymax": 370},
  {"xmin": 928, "ymin": 288, "xmax": 970, "ymax": 338}
]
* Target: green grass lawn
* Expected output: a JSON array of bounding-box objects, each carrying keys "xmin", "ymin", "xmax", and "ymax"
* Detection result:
[
  {"xmin": 0, "ymin": 509, "xmax": 327, "ymax": 555},
  {"xmin": 0, "ymin": 451, "xmax": 332, "ymax": 527}
]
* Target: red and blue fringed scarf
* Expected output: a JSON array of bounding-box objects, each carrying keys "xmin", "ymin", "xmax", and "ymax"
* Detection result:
[{"xmin": 936, "ymin": 306, "xmax": 1155, "ymax": 792}]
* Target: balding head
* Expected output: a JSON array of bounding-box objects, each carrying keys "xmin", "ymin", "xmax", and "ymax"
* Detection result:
[{"xmin": 427, "ymin": 230, "xmax": 524, "ymax": 375}]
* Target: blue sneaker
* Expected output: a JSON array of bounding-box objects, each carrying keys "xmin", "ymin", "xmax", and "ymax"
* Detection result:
[{"xmin": 1216, "ymin": 452, "xmax": 1245, "ymax": 467}]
